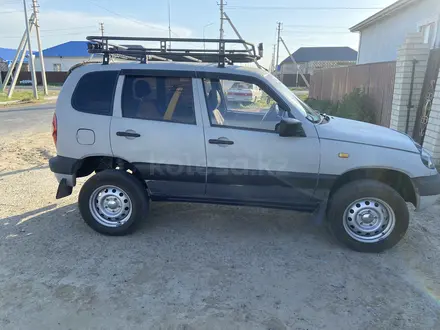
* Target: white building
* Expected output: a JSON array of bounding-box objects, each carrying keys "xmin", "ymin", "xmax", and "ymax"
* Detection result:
[
  {"xmin": 350, "ymin": 0, "xmax": 440, "ymax": 64},
  {"xmin": 34, "ymin": 41, "xmax": 93, "ymax": 72}
]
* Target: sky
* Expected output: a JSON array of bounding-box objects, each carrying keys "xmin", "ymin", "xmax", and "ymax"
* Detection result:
[{"xmin": 0, "ymin": 0, "xmax": 397, "ymax": 67}]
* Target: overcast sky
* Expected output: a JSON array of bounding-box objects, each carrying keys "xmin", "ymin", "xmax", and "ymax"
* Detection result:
[{"xmin": 0, "ymin": 0, "xmax": 397, "ymax": 67}]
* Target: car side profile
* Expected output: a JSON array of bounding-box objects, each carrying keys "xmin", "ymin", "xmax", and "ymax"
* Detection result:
[{"xmin": 49, "ymin": 36, "xmax": 440, "ymax": 253}]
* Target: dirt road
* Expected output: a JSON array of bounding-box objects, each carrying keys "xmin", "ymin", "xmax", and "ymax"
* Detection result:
[{"xmin": 0, "ymin": 123, "xmax": 439, "ymax": 329}]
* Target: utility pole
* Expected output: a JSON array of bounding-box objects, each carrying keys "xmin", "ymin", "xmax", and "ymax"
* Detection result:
[
  {"xmin": 219, "ymin": 0, "xmax": 225, "ymax": 39},
  {"xmin": 1, "ymin": 13, "xmax": 35, "ymax": 92},
  {"xmin": 167, "ymin": 0, "xmax": 171, "ymax": 49},
  {"xmin": 280, "ymin": 36, "xmax": 310, "ymax": 88},
  {"xmin": 100, "ymin": 22, "xmax": 104, "ymax": 37},
  {"xmin": 24, "ymin": 0, "xmax": 38, "ymax": 99},
  {"xmin": 275, "ymin": 22, "xmax": 282, "ymax": 70},
  {"xmin": 223, "ymin": 12, "xmax": 265, "ymax": 71},
  {"xmin": 32, "ymin": 0, "xmax": 47, "ymax": 96},
  {"xmin": 270, "ymin": 44, "xmax": 276, "ymax": 73}
]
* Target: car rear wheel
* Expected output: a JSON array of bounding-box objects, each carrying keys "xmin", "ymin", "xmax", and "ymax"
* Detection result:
[
  {"xmin": 327, "ymin": 179, "xmax": 409, "ymax": 252},
  {"xmin": 78, "ymin": 170, "xmax": 149, "ymax": 235}
]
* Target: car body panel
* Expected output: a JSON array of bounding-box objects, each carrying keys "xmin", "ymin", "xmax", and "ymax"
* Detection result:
[
  {"xmin": 55, "ymin": 66, "xmax": 114, "ymax": 160},
  {"xmin": 110, "ymin": 76, "xmax": 207, "ymax": 197},
  {"xmin": 195, "ymin": 79, "xmax": 321, "ymax": 205},
  {"xmin": 316, "ymin": 116, "xmax": 419, "ymax": 153},
  {"xmin": 51, "ymin": 61, "xmax": 440, "ymax": 212}
]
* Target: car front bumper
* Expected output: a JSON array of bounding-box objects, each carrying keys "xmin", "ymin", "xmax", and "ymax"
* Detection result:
[{"xmin": 412, "ymin": 173, "xmax": 440, "ymax": 211}]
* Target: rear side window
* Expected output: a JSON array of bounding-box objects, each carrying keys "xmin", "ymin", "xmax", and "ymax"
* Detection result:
[
  {"xmin": 71, "ymin": 71, "xmax": 119, "ymax": 115},
  {"xmin": 121, "ymin": 75, "xmax": 196, "ymax": 125}
]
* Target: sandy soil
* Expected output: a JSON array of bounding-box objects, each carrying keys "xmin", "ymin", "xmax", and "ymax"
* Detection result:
[{"xmin": 0, "ymin": 130, "xmax": 439, "ymax": 330}]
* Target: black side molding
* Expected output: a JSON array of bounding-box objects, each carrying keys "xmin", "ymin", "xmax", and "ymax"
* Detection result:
[{"xmin": 49, "ymin": 156, "xmax": 81, "ymax": 175}]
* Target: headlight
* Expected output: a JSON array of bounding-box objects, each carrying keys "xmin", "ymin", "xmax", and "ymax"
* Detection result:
[{"xmin": 420, "ymin": 148, "xmax": 435, "ymax": 169}]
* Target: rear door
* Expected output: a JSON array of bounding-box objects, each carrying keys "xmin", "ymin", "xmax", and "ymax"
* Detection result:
[{"xmin": 110, "ymin": 71, "xmax": 207, "ymax": 198}]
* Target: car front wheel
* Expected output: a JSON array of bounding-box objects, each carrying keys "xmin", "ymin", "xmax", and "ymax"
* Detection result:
[
  {"xmin": 327, "ymin": 179, "xmax": 409, "ymax": 253},
  {"xmin": 78, "ymin": 170, "xmax": 149, "ymax": 235}
]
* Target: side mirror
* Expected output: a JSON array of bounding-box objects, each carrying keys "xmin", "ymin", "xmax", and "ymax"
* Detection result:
[{"xmin": 276, "ymin": 118, "xmax": 305, "ymax": 137}]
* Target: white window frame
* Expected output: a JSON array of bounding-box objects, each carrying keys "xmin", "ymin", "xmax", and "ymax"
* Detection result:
[
  {"xmin": 53, "ymin": 63, "xmax": 62, "ymax": 72},
  {"xmin": 417, "ymin": 15, "xmax": 439, "ymax": 49}
]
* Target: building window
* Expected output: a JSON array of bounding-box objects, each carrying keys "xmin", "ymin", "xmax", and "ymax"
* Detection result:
[
  {"xmin": 419, "ymin": 22, "xmax": 436, "ymax": 48},
  {"xmin": 53, "ymin": 63, "xmax": 61, "ymax": 72}
]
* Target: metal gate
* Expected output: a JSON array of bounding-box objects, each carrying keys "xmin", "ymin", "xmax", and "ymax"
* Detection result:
[{"xmin": 414, "ymin": 48, "xmax": 440, "ymax": 144}]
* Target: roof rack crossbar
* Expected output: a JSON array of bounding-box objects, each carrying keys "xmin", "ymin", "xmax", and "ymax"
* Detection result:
[{"xmin": 86, "ymin": 36, "xmax": 262, "ymax": 67}]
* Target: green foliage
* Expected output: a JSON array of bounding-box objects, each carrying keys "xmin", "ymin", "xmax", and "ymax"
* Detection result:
[
  {"xmin": 306, "ymin": 88, "xmax": 376, "ymax": 124},
  {"xmin": 304, "ymin": 99, "xmax": 338, "ymax": 114}
]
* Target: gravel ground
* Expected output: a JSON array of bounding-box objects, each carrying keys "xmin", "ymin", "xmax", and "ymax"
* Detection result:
[{"xmin": 1, "ymin": 131, "xmax": 440, "ymax": 330}]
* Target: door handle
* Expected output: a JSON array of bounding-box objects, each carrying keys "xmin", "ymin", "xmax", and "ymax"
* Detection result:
[
  {"xmin": 116, "ymin": 131, "xmax": 141, "ymax": 138},
  {"xmin": 209, "ymin": 138, "xmax": 234, "ymax": 145}
]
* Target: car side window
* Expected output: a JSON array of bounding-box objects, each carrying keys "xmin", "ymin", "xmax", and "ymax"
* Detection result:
[
  {"xmin": 121, "ymin": 75, "xmax": 196, "ymax": 125},
  {"xmin": 71, "ymin": 71, "xmax": 119, "ymax": 116},
  {"xmin": 202, "ymin": 78, "xmax": 282, "ymax": 132}
]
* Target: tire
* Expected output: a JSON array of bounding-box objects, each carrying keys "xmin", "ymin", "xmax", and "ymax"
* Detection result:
[
  {"xmin": 327, "ymin": 179, "xmax": 409, "ymax": 253},
  {"xmin": 78, "ymin": 170, "xmax": 149, "ymax": 235}
]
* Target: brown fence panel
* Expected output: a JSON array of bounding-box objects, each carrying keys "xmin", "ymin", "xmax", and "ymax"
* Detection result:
[
  {"xmin": 309, "ymin": 61, "xmax": 396, "ymax": 126},
  {"xmin": 330, "ymin": 67, "xmax": 348, "ymax": 102},
  {"xmin": 367, "ymin": 62, "xmax": 396, "ymax": 127},
  {"xmin": 309, "ymin": 70, "xmax": 322, "ymax": 99},
  {"xmin": 320, "ymin": 69, "xmax": 336, "ymax": 101},
  {"xmin": 346, "ymin": 65, "xmax": 370, "ymax": 95}
]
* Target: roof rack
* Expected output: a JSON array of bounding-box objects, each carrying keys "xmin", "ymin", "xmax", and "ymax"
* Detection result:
[{"xmin": 86, "ymin": 36, "xmax": 263, "ymax": 68}]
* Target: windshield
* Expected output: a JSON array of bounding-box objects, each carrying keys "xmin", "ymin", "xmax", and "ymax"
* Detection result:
[{"xmin": 265, "ymin": 74, "xmax": 321, "ymax": 123}]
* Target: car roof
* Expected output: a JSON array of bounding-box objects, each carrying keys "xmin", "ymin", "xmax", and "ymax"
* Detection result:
[{"xmin": 73, "ymin": 61, "xmax": 267, "ymax": 79}]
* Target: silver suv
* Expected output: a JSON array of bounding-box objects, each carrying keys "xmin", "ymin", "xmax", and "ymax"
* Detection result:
[{"xmin": 49, "ymin": 37, "xmax": 440, "ymax": 253}]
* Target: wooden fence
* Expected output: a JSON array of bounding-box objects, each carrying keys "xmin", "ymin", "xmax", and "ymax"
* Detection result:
[
  {"xmin": 309, "ymin": 61, "xmax": 396, "ymax": 127},
  {"xmin": 1, "ymin": 71, "xmax": 68, "ymax": 85}
]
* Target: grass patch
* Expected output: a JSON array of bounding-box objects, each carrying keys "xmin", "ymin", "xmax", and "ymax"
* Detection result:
[
  {"xmin": 0, "ymin": 89, "xmax": 59, "ymax": 104},
  {"xmin": 295, "ymin": 92, "xmax": 309, "ymax": 102},
  {"xmin": 0, "ymin": 90, "xmax": 34, "ymax": 102}
]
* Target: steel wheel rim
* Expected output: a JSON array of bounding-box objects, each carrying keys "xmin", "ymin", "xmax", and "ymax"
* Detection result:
[
  {"xmin": 89, "ymin": 185, "xmax": 132, "ymax": 227},
  {"xmin": 343, "ymin": 197, "xmax": 395, "ymax": 243}
]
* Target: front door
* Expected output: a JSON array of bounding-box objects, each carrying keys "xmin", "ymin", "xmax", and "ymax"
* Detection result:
[
  {"xmin": 110, "ymin": 73, "xmax": 206, "ymax": 198},
  {"xmin": 198, "ymin": 77, "xmax": 320, "ymax": 209}
]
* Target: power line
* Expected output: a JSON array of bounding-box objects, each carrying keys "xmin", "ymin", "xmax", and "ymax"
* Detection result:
[
  {"xmin": 283, "ymin": 25, "xmax": 349, "ymax": 29},
  {"xmin": 282, "ymin": 31, "xmax": 354, "ymax": 34},
  {"xmin": 0, "ymin": 26, "xmax": 97, "ymax": 37},
  {"xmin": 41, "ymin": 25, "xmax": 96, "ymax": 32},
  {"xmin": 227, "ymin": 6, "xmax": 383, "ymax": 10},
  {"xmin": 89, "ymin": 0, "xmax": 169, "ymax": 32},
  {"xmin": 0, "ymin": 31, "xmax": 96, "ymax": 39},
  {"xmin": 0, "ymin": 10, "xmax": 23, "ymax": 14}
]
